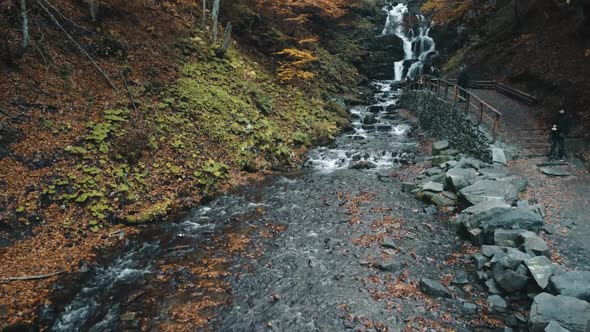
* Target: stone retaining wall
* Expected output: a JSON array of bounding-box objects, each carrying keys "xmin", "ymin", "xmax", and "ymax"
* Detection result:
[{"xmin": 399, "ymin": 91, "xmax": 492, "ymax": 162}]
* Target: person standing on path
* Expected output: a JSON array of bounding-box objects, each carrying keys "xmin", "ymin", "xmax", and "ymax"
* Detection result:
[
  {"xmin": 457, "ymin": 65, "xmax": 470, "ymax": 100},
  {"xmin": 550, "ymin": 108, "xmax": 572, "ymax": 160}
]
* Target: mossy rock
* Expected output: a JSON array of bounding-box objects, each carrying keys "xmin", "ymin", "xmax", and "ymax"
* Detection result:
[{"xmin": 124, "ymin": 199, "xmax": 172, "ymax": 224}]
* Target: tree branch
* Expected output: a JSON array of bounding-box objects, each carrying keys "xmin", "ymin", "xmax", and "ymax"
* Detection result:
[
  {"xmin": 35, "ymin": 0, "xmax": 118, "ymax": 91},
  {"xmin": 1, "ymin": 270, "xmax": 65, "ymax": 282}
]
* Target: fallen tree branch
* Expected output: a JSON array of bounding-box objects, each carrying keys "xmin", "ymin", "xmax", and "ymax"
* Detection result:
[
  {"xmin": 120, "ymin": 71, "xmax": 138, "ymax": 113},
  {"xmin": 35, "ymin": 0, "xmax": 118, "ymax": 91},
  {"xmin": 1, "ymin": 270, "xmax": 65, "ymax": 282}
]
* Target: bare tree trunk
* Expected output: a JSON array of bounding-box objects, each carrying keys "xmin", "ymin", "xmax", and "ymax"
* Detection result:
[
  {"xmin": 201, "ymin": 0, "xmax": 207, "ymax": 28},
  {"xmin": 89, "ymin": 0, "xmax": 99, "ymax": 22},
  {"xmin": 212, "ymin": 0, "xmax": 220, "ymax": 42},
  {"xmin": 20, "ymin": 0, "xmax": 30, "ymax": 51},
  {"xmin": 216, "ymin": 22, "xmax": 232, "ymax": 57}
]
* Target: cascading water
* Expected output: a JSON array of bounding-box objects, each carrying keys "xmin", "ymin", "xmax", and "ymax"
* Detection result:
[{"xmin": 382, "ymin": 3, "xmax": 437, "ymax": 81}]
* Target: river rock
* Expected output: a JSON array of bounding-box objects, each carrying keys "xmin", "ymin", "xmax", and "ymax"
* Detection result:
[
  {"xmin": 479, "ymin": 167, "xmax": 510, "ymax": 180},
  {"xmin": 362, "ymin": 114, "xmax": 378, "ymax": 125},
  {"xmin": 381, "ymin": 237, "xmax": 399, "ymax": 249},
  {"xmin": 457, "ymin": 201, "xmax": 544, "ymax": 244},
  {"xmin": 494, "ymin": 229, "xmax": 528, "ymax": 247},
  {"xmin": 459, "ymin": 180, "xmax": 521, "ymax": 205},
  {"xmin": 350, "ymin": 161, "xmax": 377, "ymax": 170},
  {"xmin": 525, "ymin": 256, "xmax": 554, "ymax": 289},
  {"xmin": 529, "ymin": 293, "xmax": 590, "ymax": 332},
  {"xmin": 419, "ymin": 278, "xmax": 452, "ymax": 298},
  {"xmin": 433, "ymin": 140, "xmax": 450, "ymax": 153},
  {"xmin": 540, "ymin": 167, "xmax": 571, "ymax": 177},
  {"xmin": 421, "ymin": 181, "xmax": 444, "ymax": 192},
  {"xmin": 549, "ymin": 271, "xmax": 590, "ymax": 301},
  {"xmin": 492, "ymin": 263, "xmax": 529, "ymax": 293},
  {"xmin": 544, "ymin": 321, "xmax": 571, "ymax": 332},
  {"xmin": 445, "ymin": 167, "xmax": 478, "ymax": 191},
  {"xmin": 520, "ymin": 232, "xmax": 550, "ymax": 258},
  {"xmin": 487, "ymin": 295, "xmax": 508, "ymax": 313},
  {"xmin": 376, "ymin": 260, "xmax": 404, "ymax": 273}
]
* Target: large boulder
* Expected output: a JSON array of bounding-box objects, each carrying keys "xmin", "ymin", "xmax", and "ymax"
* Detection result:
[
  {"xmin": 529, "ymin": 293, "xmax": 590, "ymax": 332},
  {"xmin": 457, "ymin": 200, "xmax": 544, "ymax": 244},
  {"xmin": 445, "ymin": 167, "xmax": 478, "ymax": 191},
  {"xmin": 492, "ymin": 263, "xmax": 529, "ymax": 293},
  {"xmin": 525, "ymin": 256, "xmax": 554, "ymax": 289},
  {"xmin": 459, "ymin": 180, "xmax": 521, "ymax": 206},
  {"xmin": 549, "ymin": 271, "xmax": 590, "ymax": 302}
]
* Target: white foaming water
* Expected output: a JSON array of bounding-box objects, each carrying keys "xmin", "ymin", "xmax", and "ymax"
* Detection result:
[
  {"xmin": 306, "ymin": 83, "xmax": 413, "ymax": 173},
  {"xmin": 382, "ymin": 3, "xmax": 437, "ymax": 81}
]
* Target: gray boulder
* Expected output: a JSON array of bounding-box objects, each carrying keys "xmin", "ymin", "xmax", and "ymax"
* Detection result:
[
  {"xmin": 545, "ymin": 321, "xmax": 572, "ymax": 332},
  {"xmin": 419, "ymin": 278, "xmax": 452, "ymax": 298},
  {"xmin": 525, "ymin": 256, "xmax": 554, "ymax": 289},
  {"xmin": 494, "ymin": 229, "xmax": 528, "ymax": 247},
  {"xmin": 421, "ymin": 181, "xmax": 444, "ymax": 192},
  {"xmin": 459, "ymin": 180, "xmax": 521, "ymax": 206},
  {"xmin": 479, "ymin": 167, "xmax": 510, "ymax": 180},
  {"xmin": 457, "ymin": 201, "xmax": 544, "ymax": 244},
  {"xmin": 530, "ymin": 293, "xmax": 590, "ymax": 332},
  {"xmin": 487, "ymin": 294, "xmax": 508, "ymax": 313},
  {"xmin": 520, "ymin": 232, "xmax": 551, "ymax": 258},
  {"xmin": 540, "ymin": 167, "xmax": 571, "ymax": 177},
  {"xmin": 433, "ymin": 140, "xmax": 450, "ymax": 153},
  {"xmin": 549, "ymin": 271, "xmax": 590, "ymax": 301},
  {"xmin": 492, "ymin": 263, "xmax": 530, "ymax": 293},
  {"xmin": 445, "ymin": 167, "xmax": 478, "ymax": 191}
]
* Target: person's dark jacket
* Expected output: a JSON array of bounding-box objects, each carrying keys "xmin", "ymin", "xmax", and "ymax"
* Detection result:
[
  {"xmin": 553, "ymin": 113, "xmax": 572, "ymax": 137},
  {"xmin": 457, "ymin": 69, "xmax": 470, "ymax": 87}
]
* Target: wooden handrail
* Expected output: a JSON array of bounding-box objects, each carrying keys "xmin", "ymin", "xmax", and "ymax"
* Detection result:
[
  {"xmin": 402, "ymin": 75, "xmax": 503, "ymax": 143},
  {"xmin": 446, "ymin": 79, "xmax": 537, "ymax": 105}
]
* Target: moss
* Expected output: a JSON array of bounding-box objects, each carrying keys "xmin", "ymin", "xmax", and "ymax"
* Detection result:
[{"xmin": 124, "ymin": 199, "xmax": 172, "ymax": 224}]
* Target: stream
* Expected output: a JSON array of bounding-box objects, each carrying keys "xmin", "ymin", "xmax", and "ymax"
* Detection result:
[{"xmin": 40, "ymin": 4, "xmax": 494, "ymax": 332}]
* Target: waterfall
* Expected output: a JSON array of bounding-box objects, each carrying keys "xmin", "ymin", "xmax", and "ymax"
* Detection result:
[{"xmin": 382, "ymin": 3, "xmax": 437, "ymax": 81}]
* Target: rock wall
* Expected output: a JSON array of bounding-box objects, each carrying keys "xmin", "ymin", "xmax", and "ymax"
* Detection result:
[{"xmin": 399, "ymin": 91, "xmax": 492, "ymax": 162}]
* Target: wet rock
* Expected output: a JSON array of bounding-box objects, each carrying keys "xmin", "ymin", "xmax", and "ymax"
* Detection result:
[
  {"xmin": 463, "ymin": 302, "xmax": 478, "ymax": 313},
  {"xmin": 426, "ymin": 167, "xmax": 443, "ymax": 176},
  {"xmin": 472, "ymin": 253, "xmax": 489, "ymax": 269},
  {"xmin": 376, "ymin": 260, "xmax": 404, "ymax": 273},
  {"xmin": 539, "ymin": 167, "xmax": 571, "ymax": 177},
  {"xmin": 492, "ymin": 147, "xmax": 508, "ymax": 165},
  {"xmin": 368, "ymin": 105, "xmax": 383, "ymax": 113},
  {"xmin": 452, "ymin": 272, "xmax": 470, "ymax": 285},
  {"xmin": 350, "ymin": 161, "xmax": 377, "ymax": 170},
  {"xmin": 482, "ymin": 245, "xmax": 506, "ymax": 258},
  {"xmin": 520, "ymin": 232, "xmax": 550, "ymax": 258},
  {"xmin": 492, "ymin": 263, "xmax": 529, "ymax": 294},
  {"xmin": 381, "ymin": 237, "xmax": 399, "ymax": 250},
  {"xmin": 401, "ymin": 182, "xmax": 416, "ymax": 193},
  {"xmin": 549, "ymin": 271, "xmax": 590, "ymax": 301},
  {"xmin": 479, "ymin": 167, "xmax": 510, "ymax": 180},
  {"xmin": 544, "ymin": 321, "xmax": 572, "ymax": 332},
  {"xmin": 121, "ymin": 312, "xmax": 136, "ymax": 321},
  {"xmin": 440, "ymin": 149, "xmax": 460, "ymax": 156},
  {"xmin": 433, "ymin": 140, "xmax": 450, "ymax": 153},
  {"xmin": 494, "ymin": 229, "xmax": 528, "ymax": 247},
  {"xmin": 419, "ymin": 278, "xmax": 452, "ymax": 298},
  {"xmin": 362, "ymin": 114, "xmax": 378, "ymax": 125},
  {"xmin": 459, "ymin": 180, "xmax": 520, "ymax": 206},
  {"xmin": 529, "ymin": 293, "xmax": 590, "ymax": 332},
  {"xmin": 487, "ymin": 295, "xmax": 508, "ymax": 313},
  {"xmin": 467, "ymin": 228, "xmax": 483, "ymax": 246},
  {"xmin": 421, "ymin": 181, "xmax": 444, "ymax": 192},
  {"xmin": 525, "ymin": 256, "xmax": 554, "ymax": 289},
  {"xmin": 424, "ymin": 205, "xmax": 438, "ymax": 215},
  {"xmin": 445, "ymin": 167, "xmax": 478, "ymax": 191},
  {"xmin": 498, "ymin": 248, "xmax": 532, "ymax": 269},
  {"xmin": 458, "ymin": 201, "xmax": 544, "ymax": 244},
  {"xmin": 486, "ymin": 279, "xmax": 503, "ymax": 294}
]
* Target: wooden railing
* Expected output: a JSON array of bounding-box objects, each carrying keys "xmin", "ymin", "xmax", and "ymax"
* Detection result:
[
  {"xmin": 446, "ymin": 79, "xmax": 538, "ymax": 105},
  {"xmin": 402, "ymin": 75, "xmax": 503, "ymax": 143}
]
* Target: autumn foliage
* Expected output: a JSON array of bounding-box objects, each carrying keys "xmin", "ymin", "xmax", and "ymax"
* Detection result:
[{"xmin": 421, "ymin": 0, "xmax": 476, "ymax": 24}]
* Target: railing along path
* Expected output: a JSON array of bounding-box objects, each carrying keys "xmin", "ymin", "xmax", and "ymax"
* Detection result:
[{"xmin": 403, "ymin": 75, "xmax": 503, "ymax": 143}]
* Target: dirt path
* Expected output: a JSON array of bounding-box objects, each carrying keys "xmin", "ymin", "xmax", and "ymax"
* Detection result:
[{"xmin": 470, "ymin": 88, "xmax": 590, "ymax": 270}]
